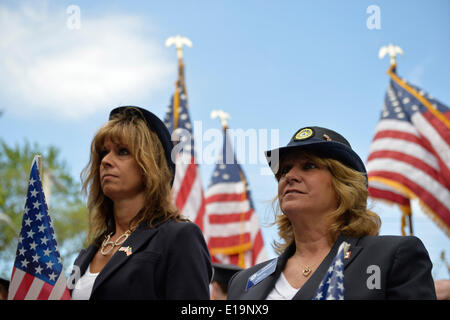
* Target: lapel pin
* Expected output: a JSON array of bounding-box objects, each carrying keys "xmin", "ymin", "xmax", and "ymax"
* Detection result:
[
  {"xmin": 343, "ymin": 242, "xmax": 351, "ymax": 260},
  {"xmin": 119, "ymin": 246, "xmax": 132, "ymax": 256},
  {"xmin": 344, "ymin": 251, "xmax": 351, "ymax": 260}
]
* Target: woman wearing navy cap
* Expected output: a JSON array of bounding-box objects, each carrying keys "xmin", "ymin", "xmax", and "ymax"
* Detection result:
[
  {"xmin": 227, "ymin": 126, "xmax": 436, "ymax": 300},
  {"xmin": 70, "ymin": 106, "xmax": 212, "ymax": 300}
]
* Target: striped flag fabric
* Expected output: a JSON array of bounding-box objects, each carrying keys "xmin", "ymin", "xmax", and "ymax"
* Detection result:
[
  {"xmin": 204, "ymin": 128, "xmax": 267, "ymax": 268},
  {"xmin": 367, "ymin": 65, "xmax": 450, "ymax": 236},
  {"xmin": 163, "ymin": 59, "xmax": 206, "ymax": 230},
  {"xmin": 8, "ymin": 156, "xmax": 70, "ymax": 300}
]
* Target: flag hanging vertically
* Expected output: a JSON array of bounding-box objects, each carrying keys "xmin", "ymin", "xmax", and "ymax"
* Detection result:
[
  {"xmin": 8, "ymin": 156, "xmax": 70, "ymax": 300},
  {"xmin": 313, "ymin": 242, "xmax": 348, "ymax": 300},
  {"xmin": 205, "ymin": 123, "xmax": 267, "ymax": 268},
  {"xmin": 164, "ymin": 36, "xmax": 206, "ymax": 230},
  {"xmin": 367, "ymin": 64, "xmax": 450, "ymax": 236}
]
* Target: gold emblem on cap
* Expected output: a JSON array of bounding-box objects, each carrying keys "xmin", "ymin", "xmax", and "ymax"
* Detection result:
[{"xmin": 295, "ymin": 128, "xmax": 314, "ymax": 141}]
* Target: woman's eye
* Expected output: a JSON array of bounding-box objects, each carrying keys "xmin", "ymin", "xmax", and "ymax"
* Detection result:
[
  {"xmin": 118, "ymin": 148, "xmax": 130, "ymax": 156},
  {"xmin": 99, "ymin": 150, "xmax": 108, "ymax": 159},
  {"xmin": 277, "ymin": 165, "xmax": 291, "ymax": 179},
  {"xmin": 304, "ymin": 162, "xmax": 317, "ymax": 169}
]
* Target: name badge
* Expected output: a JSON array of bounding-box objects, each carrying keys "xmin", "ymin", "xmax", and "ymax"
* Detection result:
[{"xmin": 245, "ymin": 258, "xmax": 277, "ymax": 291}]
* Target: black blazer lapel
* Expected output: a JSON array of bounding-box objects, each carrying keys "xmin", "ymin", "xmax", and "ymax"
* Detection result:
[
  {"xmin": 342, "ymin": 236, "xmax": 362, "ymax": 270},
  {"xmin": 74, "ymin": 245, "xmax": 97, "ymax": 276},
  {"xmin": 242, "ymin": 244, "xmax": 295, "ymax": 299},
  {"xmin": 91, "ymin": 224, "xmax": 159, "ymax": 295},
  {"xmin": 69, "ymin": 244, "xmax": 97, "ymax": 295}
]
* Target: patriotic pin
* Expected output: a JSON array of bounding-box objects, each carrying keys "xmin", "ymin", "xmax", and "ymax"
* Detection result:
[
  {"xmin": 119, "ymin": 246, "xmax": 132, "ymax": 256},
  {"xmin": 343, "ymin": 242, "xmax": 351, "ymax": 260}
]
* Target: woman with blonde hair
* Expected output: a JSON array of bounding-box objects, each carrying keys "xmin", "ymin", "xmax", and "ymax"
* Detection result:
[
  {"xmin": 228, "ymin": 126, "xmax": 436, "ymax": 300},
  {"xmin": 70, "ymin": 106, "xmax": 211, "ymax": 300}
]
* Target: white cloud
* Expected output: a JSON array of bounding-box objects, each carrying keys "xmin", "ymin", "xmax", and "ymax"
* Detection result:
[{"xmin": 0, "ymin": 2, "xmax": 174, "ymax": 119}]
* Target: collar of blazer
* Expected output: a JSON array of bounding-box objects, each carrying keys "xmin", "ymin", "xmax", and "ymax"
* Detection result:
[
  {"xmin": 72, "ymin": 220, "xmax": 164, "ymax": 296},
  {"xmin": 242, "ymin": 234, "xmax": 363, "ymax": 300}
]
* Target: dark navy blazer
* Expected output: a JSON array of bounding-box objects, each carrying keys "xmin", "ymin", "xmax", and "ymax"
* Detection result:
[
  {"xmin": 70, "ymin": 220, "xmax": 212, "ymax": 300},
  {"xmin": 227, "ymin": 235, "xmax": 436, "ymax": 300}
]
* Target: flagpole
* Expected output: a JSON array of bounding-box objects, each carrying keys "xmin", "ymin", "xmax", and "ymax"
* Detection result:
[{"xmin": 36, "ymin": 154, "xmax": 43, "ymax": 177}]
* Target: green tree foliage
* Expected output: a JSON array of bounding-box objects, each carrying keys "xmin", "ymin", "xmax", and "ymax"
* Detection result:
[{"xmin": 0, "ymin": 139, "xmax": 88, "ymax": 279}]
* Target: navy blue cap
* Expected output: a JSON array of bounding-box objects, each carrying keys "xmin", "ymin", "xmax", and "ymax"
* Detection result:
[
  {"xmin": 109, "ymin": 106, "xmax": 175, "ymax": 184},
  {"xmin": 265, "ymin": 126, "xmax": 367, "ymax": 176}
]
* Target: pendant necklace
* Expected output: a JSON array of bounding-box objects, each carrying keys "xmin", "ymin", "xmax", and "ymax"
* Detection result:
[
  {"xmin": 302, "ymin": 266, "xmax": 312, "ymax": 277},
  {"xmin": 101, "ymin": 229, "xmax": 132, "ymax": 256}
]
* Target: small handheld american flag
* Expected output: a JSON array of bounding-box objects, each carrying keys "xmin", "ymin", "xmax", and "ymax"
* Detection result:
[
  {"xmin": 8, "ymin": 156, "xmax": 70, "ymax": 300},
  {"xmin": 313, "ymin": 241, "xmax": 349, "ymax": 300}
]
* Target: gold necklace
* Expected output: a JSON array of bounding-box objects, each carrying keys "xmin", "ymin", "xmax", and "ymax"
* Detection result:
[
  {"xmin": 302, "ymin": 266, "xmax": 312, "ymax": 277},
  {"xmin": 101, "ymin": 230, "xmax": 132, "ymax": 256}
]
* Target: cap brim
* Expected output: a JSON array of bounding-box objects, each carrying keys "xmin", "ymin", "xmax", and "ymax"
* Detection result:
[{"xmin": 265, "ymin": 140, "xmax": 366, "ymax": 175}]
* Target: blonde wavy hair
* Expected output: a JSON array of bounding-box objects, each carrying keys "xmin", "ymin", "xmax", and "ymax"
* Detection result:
[
  {"xmin": 81, "ymin": 109, "xmax": 184, "ymax": 246},
  {"xmin": 272, "ymin": 152, "xmax": 381, "ymax": 254}
]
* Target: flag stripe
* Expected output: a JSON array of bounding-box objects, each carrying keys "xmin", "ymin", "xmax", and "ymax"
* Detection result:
[
  {"xmin": 367, "ymin": 150, "xmax": 440, "ymax": 181},
  {"xmin": 370, "ymin": 171, "xmax": 449, "ymax": 220},
  {"xmin": 413, "ymin": 112, "xmax": 450, "ymax": 165},
  {"xmin": 205, "ymin": 182, "xmax": 246, "ymax": 197},
  {"xmin": 372, "ymin": 130, "xmax": 434, "ymax": 153},
  {"xmin": 369, "ymin": 138, "xmax": 438, "ymax": 170},
  {"xmin": 368, "ymin": 159, "xmax": 450, "ymax": 206},
  {"xmin": 37, "ymin": 282, "xmax": 53, "ymax": 300},
  {"xmin": 48, "ymin": 273, "xmax": 70, "ymax": 300},
  {"xmin": 422, "ymin": 110, "xmax": 450, "ymax": 144},
  {"xmin": 208, "ymin": 233, "xmax": 251, "ymax": 248},
  {"xmin": 252, "ymin": 231, "xmax": 265, "ymax": 266},
  {"xmin": 368, "ymin": 186, "xmax": 410, "ymax": 206},
  {"xmin": 13, "ymin": 271, "xmax": 35, "ymax": 300},
  {"xmin": 205, "ymin": 192, "xmax": 246, "ymax": 204},
  {"xmin": 7, "ymin": 267, "xmax": 23, "ymax": 299},
  {"xmin": 208, "ymin": 209, "xmax": 254, "ymax": 224},
  {"xmin": 206, "ymin": 201, "xmax": 251, "ymax": 215},
  {"xmin": 24, "ymin": 277, "xmax": 45, "ymax": 300},
  {"xmin": 175, "ymin": 160, "xmax": 197, "ymax": 211}
]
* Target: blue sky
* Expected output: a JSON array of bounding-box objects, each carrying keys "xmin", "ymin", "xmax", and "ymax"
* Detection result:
[{"xmin": 1, "ymin": 0, "xmax": 449, "ymax": 279}]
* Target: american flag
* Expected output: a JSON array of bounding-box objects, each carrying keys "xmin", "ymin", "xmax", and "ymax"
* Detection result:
[
  {"xmin": 204, "ymin": 128, "xmax": 267, "ymax": 268},
  {"xmin": 163, "ymin": 61, "xmax": 206, "ymax": 230},
  {"xmin": 8, "ymin": 156, "xmax": 70, "ymax": 300},
  {"xmin": 367, "ymin": 66, "xmax": 450, "ymax": 236},
  {"xmin": 313, "ymin": 242, "xmax": 347, "ymax": 300}
]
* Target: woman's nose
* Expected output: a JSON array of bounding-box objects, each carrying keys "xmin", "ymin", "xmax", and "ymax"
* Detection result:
[
  {"xmin": 101, "ymin": 151, "xmax": 113, "ymax": 167},
  {"xmin": 284, "ymin": 167, "xmax": 302, "ymax": 183}
]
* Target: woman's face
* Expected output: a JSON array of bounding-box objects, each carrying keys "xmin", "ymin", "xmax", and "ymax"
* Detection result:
[
  {"xmin": 277, "ymin": 151, "xmax": 338, "ymax": 218},
  {"xmin": 99, "ymin": 138, "xmax": 145, "ymax": 201}
]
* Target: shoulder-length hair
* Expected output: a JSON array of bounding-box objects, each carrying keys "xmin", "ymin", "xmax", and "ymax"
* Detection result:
[
  {"xmin": 81, "ymin": 109, "xmax": 185, "ymax": 246},
  {"xmin": 272, "ymin": 152, "xmax": 381, "ymax": 255}
]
